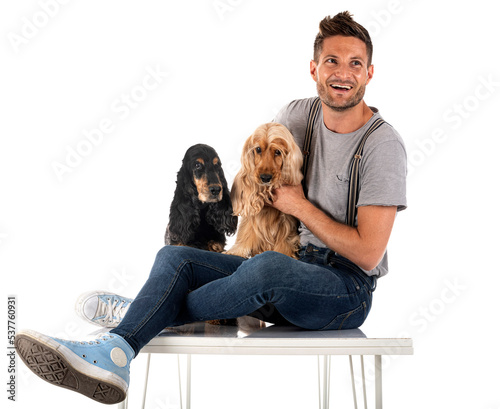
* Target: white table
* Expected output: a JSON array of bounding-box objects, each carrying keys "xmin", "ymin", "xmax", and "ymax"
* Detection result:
[{"xmin": 118, "ymin": 318, "xmax": 413, "ymax": 409}]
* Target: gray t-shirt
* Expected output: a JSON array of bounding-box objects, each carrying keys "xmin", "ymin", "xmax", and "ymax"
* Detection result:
[{"xmin": 274, "ymin": 97, "xmax": 407, "ymax": 277}]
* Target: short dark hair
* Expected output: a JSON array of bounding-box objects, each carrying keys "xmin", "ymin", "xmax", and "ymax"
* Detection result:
[{"xmin": 313, "ymin": 11, "xmax": 373, "ymax": 66}]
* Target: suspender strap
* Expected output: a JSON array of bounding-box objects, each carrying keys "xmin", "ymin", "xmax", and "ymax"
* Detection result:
[
  {"xmin": 346, "ymin": 118, "xmax": 386, "ymax": 227},
  {"xmin": 301, "ymin": 97, "xmax": 321, "ymax": 195},
  {"xmin": 301, "ymin": 97, "xmax": 386, "ymax": 227}
]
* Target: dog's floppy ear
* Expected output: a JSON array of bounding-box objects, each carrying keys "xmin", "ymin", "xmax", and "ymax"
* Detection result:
[
  {"xmin": 165, "ymin": 159, "xmax": 201, "ymax": 245},
  {"xmin": 230, "ymin": 170, "xmax": 244, "ymax": 217},
  {"xmin": 206, "ymin": 166, "xmax": 238, "ymax": 235},
  {"xmin": 166, "ymin": 198, "xmax": 200, "ymax": 245},
  {"xmin": 280, "ymin": 126, "xmax": 304, "ymax": 186},
  {"xmin": 231, "ymin": 133, "xmax": 267, "ymax": 217}
]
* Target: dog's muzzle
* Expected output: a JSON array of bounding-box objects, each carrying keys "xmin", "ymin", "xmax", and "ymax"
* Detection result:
[
  {"xmin": 259, "ymin": 174, "xmax": 273, "ymax": 184},
  {"xmin": 209, "ymin": 185, "xmax": 222, "ymax": 197}
]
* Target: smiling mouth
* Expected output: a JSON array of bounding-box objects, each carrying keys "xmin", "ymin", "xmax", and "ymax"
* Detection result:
[{"xmin": 330, "ymin": 84, "xmax": 353, "ymax": 91}]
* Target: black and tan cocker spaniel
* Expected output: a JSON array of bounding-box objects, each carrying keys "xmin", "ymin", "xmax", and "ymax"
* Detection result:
[{"xmin": 165, "ymin": 144, "xmax": 237, "ymax": 252}]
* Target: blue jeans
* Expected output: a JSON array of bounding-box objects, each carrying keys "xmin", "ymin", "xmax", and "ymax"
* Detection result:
[{"xmin": 111, "ymin": 244, "xmax": 376, "ymax": 356}]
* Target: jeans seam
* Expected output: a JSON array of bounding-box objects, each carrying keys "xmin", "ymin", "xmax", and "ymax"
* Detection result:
[
  {"xmin": 337, "ymin": 309, "xmax": 355, "ymax": 330},
  {"xmin": 323, "ymin": 300, "xmax": 366, "ymax": 330},
  {"xmin": 191, "ymin": 259, "xmax": 234, "ymax": 277},
  {"xmin": 127, "ymin": 259, "xmax": 186, "ymax": 337}
]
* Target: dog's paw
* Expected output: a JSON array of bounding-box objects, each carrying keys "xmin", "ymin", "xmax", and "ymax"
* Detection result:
[
  {"xmin": 206, "ymin": 319, "xmax": 238, "ymax": 326},
  {"xmin": 224, "ymin": 247, "xmax": 251, "ymax": 259},
  {"xmin": 207, "ymin": 241, "xmax": 225, "ymax": 253}
]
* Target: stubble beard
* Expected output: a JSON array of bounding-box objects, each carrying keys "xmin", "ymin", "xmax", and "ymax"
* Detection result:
[{"xmin": 316, "ymin": 81, "xmax": 366, "ymax": 112}]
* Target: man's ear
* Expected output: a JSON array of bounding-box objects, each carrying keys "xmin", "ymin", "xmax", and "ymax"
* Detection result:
[
  {"xmin": 310, "ymin": 60, "xmax": 318, "ymax": 82},
  {"xmin": 366, "ymin": 64, "xmax": 374, "ymax": 85}
]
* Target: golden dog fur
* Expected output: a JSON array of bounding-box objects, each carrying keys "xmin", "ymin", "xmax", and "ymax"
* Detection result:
[{"xmin": 226, "ymin": 123, "xmax": 303, "ymax": 259}]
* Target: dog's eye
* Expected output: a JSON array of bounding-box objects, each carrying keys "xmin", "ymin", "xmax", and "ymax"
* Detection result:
[
  {"xmin": 195, "ymin": 162, "xmax": 203, "ymax": 170},
  {"xmin": 275, "ymin": 150, "xmax": 281, "ymax": 156},
  {"xmin": 255, "ymin": 147, "xmax": 262, "ymax": 154}
]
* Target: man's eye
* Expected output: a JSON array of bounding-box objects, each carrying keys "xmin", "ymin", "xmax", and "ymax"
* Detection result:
[{"xmin": 255, "ymin": 147, "xmax": 262, "ymax": 154}]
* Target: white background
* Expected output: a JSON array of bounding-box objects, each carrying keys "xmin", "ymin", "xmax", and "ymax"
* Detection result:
[{"xmin": 2, "ymin": 1, "xmax": 499, "ymax": 408}]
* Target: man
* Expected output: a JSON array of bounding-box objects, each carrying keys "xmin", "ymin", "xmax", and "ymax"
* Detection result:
[
  {"xmin": 15, "ymin": 11, "xmax": 406, "ymax": 404},
  {"xmin": 272, "ymin": 11, "xmax": 406, "ymax": 275}
]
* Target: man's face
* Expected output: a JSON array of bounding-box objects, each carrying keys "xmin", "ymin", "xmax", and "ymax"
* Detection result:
[{"xmin": 310, "ymin": 35, "xmax": 373, "ymax": 112}]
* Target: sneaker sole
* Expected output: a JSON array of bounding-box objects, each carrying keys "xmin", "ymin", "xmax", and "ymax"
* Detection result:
[{"xmin": 15, "ymin": 330, "xmax": 127, "ymax": 404}]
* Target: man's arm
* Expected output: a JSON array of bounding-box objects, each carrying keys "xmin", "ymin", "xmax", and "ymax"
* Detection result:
[{"xmin": 271, "ymin": 184, "xmax": 397, "ymax": 271}]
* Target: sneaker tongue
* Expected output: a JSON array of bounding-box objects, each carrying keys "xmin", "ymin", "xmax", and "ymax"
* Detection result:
[{"xmin": 94, "ymin": 297, "xmax": 111, "ymax": 320}]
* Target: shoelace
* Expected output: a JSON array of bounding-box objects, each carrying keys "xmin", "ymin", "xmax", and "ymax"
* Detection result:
[
  {"xmin": 69, "ymin": 333, "xmax": 115, "ymax": 345},
  {"xmin": 97, "ymin": 297, "xmax": 131, "ymax": 325}
]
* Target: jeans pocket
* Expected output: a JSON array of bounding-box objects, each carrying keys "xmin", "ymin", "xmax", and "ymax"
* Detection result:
[{"xmin": 320, "ymin": 301, "xmax": 368, "ymax": 330}]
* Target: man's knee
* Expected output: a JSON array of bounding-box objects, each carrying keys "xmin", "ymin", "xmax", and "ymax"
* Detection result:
[
  {"xmin": 252, "ymin": 251, "xmax": 293, "ymax": 266},
  {"xmin": 154, "ymin": 245, "xmax": 202, "ymax": 267},
  {"xmin": 159, "ymin": 244, "xmax": 203, "ymax": 255}
]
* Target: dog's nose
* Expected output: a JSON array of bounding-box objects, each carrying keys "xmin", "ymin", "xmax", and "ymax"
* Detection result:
[
  {"xmin": 260, "ymin": 174, "xmax": 273, "ymax": 184},
  {"xmin": 209, "ymin": 186, "xmax": 221, "ymax": 196}
]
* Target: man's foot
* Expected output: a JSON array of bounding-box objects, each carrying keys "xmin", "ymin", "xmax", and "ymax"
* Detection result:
[
  {"xmin": 15, "ymin": 329, "xmax": 134, "ymax": 404},
  {"xmin": 76, "ymin": 291, "xmax": 133, "ymax": 328}
]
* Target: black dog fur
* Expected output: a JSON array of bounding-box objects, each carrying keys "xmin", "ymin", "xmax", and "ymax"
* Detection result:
[{"xmin": 165, "ymin": 144, "xmax": 237, "ymax": 251}]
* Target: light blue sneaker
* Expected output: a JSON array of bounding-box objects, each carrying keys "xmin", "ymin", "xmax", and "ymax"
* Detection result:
[
  {"xmin": 75, "ymin": 291, "xmax": 133, "ymax": 328},
  {"xmin": 15, "ymin": 329, "xmax": 134, "ymax": 404}
]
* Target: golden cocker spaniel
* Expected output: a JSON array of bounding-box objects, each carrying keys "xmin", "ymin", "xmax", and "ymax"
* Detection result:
[{"xmin": 226, "ymin": 123, "xmax": 303, "ymax": 259}]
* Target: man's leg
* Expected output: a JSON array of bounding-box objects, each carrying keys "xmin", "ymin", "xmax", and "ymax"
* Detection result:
[
  {"xmin": 16, "ymin": 245, "xmax": 372, "ymax": 403},
  {"xmin": 110, "ymin": 245, "xmax": 246, "ymax": 355},
  {"xmin": 15, "ymin": 245, "xmax": 245, "ymax": 404},
  {"xmin": 175, "ymin": 250, "xmax": 373, "ymax": 331}
]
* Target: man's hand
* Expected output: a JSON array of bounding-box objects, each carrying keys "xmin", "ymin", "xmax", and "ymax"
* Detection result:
[
  {"xmin": 270, "ymin": 184, "xmax": 397, "ymax": 271},
  {"xmin": 270, "ymin": 184, "xmax": 307, "ymax": 217}
]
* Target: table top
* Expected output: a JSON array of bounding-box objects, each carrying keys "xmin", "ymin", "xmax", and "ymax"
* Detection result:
[{"xmin": 140, "ymin": 318, "xmax": 413, "ymax": 356}]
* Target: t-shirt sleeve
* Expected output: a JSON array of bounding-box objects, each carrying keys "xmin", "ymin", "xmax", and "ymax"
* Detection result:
[
  {"xmin": 273, "ymin": 98, "xmax": 314, "ymax": 147},
  {"xmin": 357, "ymin": 130, "xmax": 407, "ymax": 212}
]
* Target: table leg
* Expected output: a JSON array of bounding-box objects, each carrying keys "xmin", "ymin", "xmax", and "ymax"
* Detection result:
[
  {"xmin": 186, "ymin": 354, "xmax": 192, "ymax": 409},
  {"xmin": 317, "ymin": 355, "xmax": 331, "ymax": 409},
  {"xmin": 349, "ymin": 356, "xmax": 358, "ymax": 409},
  {"xmin": 375, "ymin": 355, "xmax": 382, "ymax": 409},
  {"xmin": 360, "ymin": 356, "xmax": 367, "ymax": 409},
  {"xmin": 141, "ymin": 353, "xmax": 152, "ymax": 409}
]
